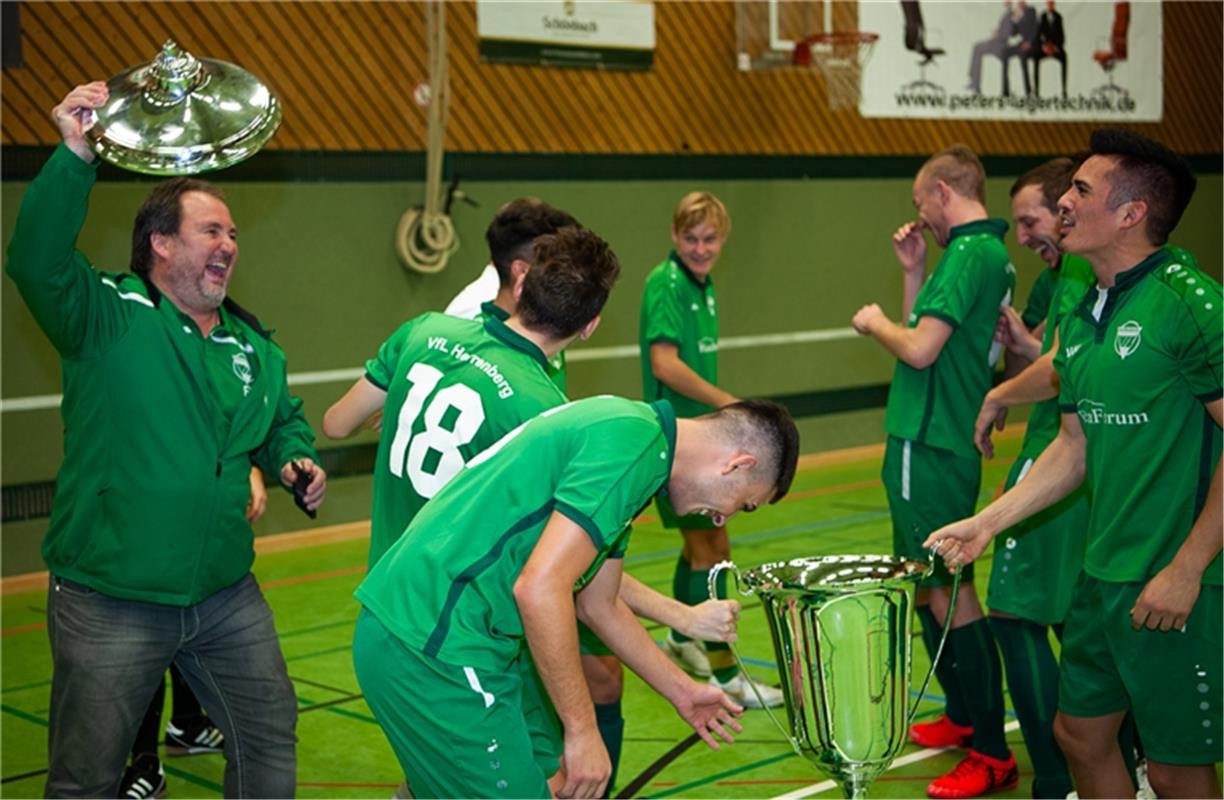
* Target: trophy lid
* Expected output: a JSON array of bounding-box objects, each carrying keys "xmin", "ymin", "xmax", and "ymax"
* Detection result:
[
  {"xmin": 86, "ymin": 40, "xmax": 281, "ymax": 175},
  {"xmin": 742, "ymin": 555, "xmax": 928, "ymax": 594}
]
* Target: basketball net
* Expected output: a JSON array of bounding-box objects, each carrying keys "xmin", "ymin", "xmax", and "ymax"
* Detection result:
[{"xmin": 803, "ymin": 33, "xmax": 877, "ymax": 111}]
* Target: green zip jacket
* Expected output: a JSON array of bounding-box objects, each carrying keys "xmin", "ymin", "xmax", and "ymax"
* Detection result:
[{"xmin": 5, "ymin": 145, "xmax": 319, "ymax": 606}]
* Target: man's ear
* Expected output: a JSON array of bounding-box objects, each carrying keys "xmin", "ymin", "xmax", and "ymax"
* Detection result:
[
  {"xmin": 722, "ymin": 452, "xmax": 758, "ymax": 476},
  {"xmin": 150, "ymin": 232, "xmax": 173, "ymax": 261},
  {"xmin": 578, "ymin": 314, "xmax": 601, "ymax": 342},
  {"xmin": 1116, "ymin": 198, "xmax": 1149, "ymax": 232},
  {"xmin": 510, "ymin": 259, "xmax": 530, "ymax": 301}
]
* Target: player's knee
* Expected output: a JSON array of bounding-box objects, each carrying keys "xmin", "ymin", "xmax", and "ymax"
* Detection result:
[
  {"xmin": 583, "ymin": 656, "xmax": 623, "ymax": 703},
  {"xmin": 1053, "ymin": 713, "xmax": 1105, "ymax": 764}
]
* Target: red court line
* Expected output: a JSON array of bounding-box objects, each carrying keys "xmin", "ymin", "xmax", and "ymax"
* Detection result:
[
  {"xmin": 262, "ymin": 565, "xmax": 366, "ymax": 590},
  {"xmin": 1, "ymin": 621, "xmax": 46, "ymax": 637},
  {"xmin": 633, "ymin": 478, "xmax": 883, "ymax": 526},
  {"xmin": 297, "ymin": 782, "xmax": 400, "ymax": 788}
]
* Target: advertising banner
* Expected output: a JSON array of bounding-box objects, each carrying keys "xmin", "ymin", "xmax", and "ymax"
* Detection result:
[
  {"xmin": 477, "ymin": 1, "xmax": 655, "ymax": 71},
  {"xmin": 859, "ymin": 1, "xmax": 1161, "ymax": 121}
]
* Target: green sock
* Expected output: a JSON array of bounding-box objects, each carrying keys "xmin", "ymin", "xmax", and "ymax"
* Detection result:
[
  {"xmin": 671, "ymin": 554, "xmax": 693, "ymax": 643},
  {"xmin": 594, "ymin": 701, "xmax": 624, "ymax": 798},
  {"xmin": 989, "ymin": 616, "xmax": 1070, "ymax": 798},
  {"xmin": 693, "ymin": 567, "xmax": 737, "ymax": 682},
  {"xmin": 949, "ymin": 619, "xmax": 1009, "ymax": 761},
  {"xmin": 917, "ymin": 606, "xmax": 970, "ymax": 727}
]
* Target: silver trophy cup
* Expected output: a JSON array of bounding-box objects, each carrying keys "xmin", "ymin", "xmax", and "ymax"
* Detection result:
[{"xmin": 710, "ymin": 554, "xmax": 951, "ymax": 799}]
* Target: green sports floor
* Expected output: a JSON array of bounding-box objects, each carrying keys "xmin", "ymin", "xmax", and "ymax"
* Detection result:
[{"xmin": 2, "ymin": 432, "xmax": 1044, "ymax": 799}]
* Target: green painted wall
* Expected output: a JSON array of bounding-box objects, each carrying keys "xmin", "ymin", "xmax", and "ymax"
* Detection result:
[{"xmin": 3, "ymin": 166, "xmax": 1221, "ymax": 571}]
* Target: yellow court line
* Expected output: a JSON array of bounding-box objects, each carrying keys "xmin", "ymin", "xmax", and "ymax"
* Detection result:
[{"xmin": 0, "ymin": 423, "xmax": 1028, "ymax": 596}]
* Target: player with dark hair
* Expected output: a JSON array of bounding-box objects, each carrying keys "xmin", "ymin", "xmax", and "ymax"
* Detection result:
[
  {"xmin": 352, "ymin": 396, "xmax": 800, "ymax": 798},
  {"xmin": 853, "ymin": 144, "xmax": 1018, "ymax": 798},
  {"xmin": 930, "ymin": 129, "xmax": 1221, "ymax": 799},
  {"xmin": 973, "ymin": 157, "xmax": 1094, "ymax": 799}
]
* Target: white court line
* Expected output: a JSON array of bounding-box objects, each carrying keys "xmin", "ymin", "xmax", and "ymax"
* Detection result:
[
  {"xmin": 769, "ymin": 720, "xmax": 1022, "ymax": 800},
  {"xmin": 1, "ymin": 327, "xmax": 859, "ymax": 412}
]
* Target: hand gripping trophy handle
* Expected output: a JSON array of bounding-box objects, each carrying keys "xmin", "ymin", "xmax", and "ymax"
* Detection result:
[
  {"xmin": 709, "ymin": 549, "xmax": 960, "ymax": 799},
  {"xmin": 707, "ymin": 561, "xmax": 799, "ymax": 752}
]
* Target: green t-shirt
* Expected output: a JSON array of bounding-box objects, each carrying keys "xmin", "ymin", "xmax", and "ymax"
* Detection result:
[
  {"xmin": 355, "ymin": 396, "xmax": 677, "ymax": 670},
  {"xmin": 363, "ymin": 311, "xmax": 568, "ymax": 568},
  {"xmin": 1021, "ymin": 266, "xmax": 1060, "ymax": 331},
  {"xmin": 1055, "ymin": 249, "xmax": 1222, "ymax": 584},
  {"xmin": 884, "ymin": 219, "xmax": 1017, "ymax": 459},
  {"xmin": 1016, "ymin": 254, "xmax": 1096, "ymax": 458},
  {"xmin": 639, "ymin": 253, "xmax": 720, "ymax": 418}
]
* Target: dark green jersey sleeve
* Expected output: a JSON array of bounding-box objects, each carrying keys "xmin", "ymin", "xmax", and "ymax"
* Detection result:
[
  {"xmin": 4, "ymin": 145, "xmax": 134, "ymax": 358},
  {"xmin": 641, "ymin": 275, "xmax": 685, "ymax": 346},
  {"xmin": 1021, "ymin": 268, "xmax": 1059, "ymax": 331},
  {"xmin": 553, "ymin": 417, "xmax": 668, "ymax": 551},
  {"xmin": 1171, "ymin": 271, "xmax": 1223, "ymax": 401},
  {"xmin": 913, "ymin": 244, "xmax": 991, "ymax": 328},
  {"xmin": 365, "ymin": 318, "xmax": 419, "ymax": 391}
]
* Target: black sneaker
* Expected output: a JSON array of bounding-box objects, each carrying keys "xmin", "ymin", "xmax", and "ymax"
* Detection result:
[
  {"xmin": 164, "ymin": 718, "xmax": 224, "ymax": 756},
  {"xmin": 119, "ymin": 753, "xmax": 166, "ymax": 799}
]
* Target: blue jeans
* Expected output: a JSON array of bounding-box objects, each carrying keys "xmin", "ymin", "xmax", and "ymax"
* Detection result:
[{"xmin": 45, "ymin": 573, "xmax": 297, "ymax": 798}]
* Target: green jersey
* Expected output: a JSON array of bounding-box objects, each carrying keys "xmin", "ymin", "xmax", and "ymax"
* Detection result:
[
  {"xmin": 363, "ymin": 311, "xmax": 567, "ymax": 567},
  {"xmin": 356, "ymin": 396, "xmax": 676, "ymax": 670},
  {"xmin": 884, "ymin": 219, "xmax": 1016, "ymax": 459},
  {"xmin": 639, "ymin": 252, "xmax": 720, "ymax": 418},
  {"xmin": 1017, "ymin": 254, "xmax": 1097, "ymax": 457},
  {"xmin": 1055, "ymin": 249, "xmax": 1222, "ymax": 584},
  {"xmin": 1021, "ymin": 265, "xmax": 1060, "ymax": 331},
  {"xmin": 479, "ymin": 301, "xmax": 568, "ymax": 395}
]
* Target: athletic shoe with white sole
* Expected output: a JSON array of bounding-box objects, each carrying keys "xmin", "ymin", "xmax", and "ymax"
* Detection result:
[
  {"xmin": 712, "ymin": 671, "xmax": 785, "ymax": 709},
  {"xmin": 164, "ymin": 718, "xmax": 224, "ymax": 756},
  {"xmin": 119, "ymin": 753, "xmax": 166, "ymax": 799},
  {"xmin": 663, "ymin": 633, "xmax": 712, "ymax": 678}
]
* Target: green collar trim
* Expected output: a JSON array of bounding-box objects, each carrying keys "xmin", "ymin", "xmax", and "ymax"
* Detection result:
[
  {"xmin": 649, "ymin": 399, "xmax": 678, "ymax": 497},
  {"xmin": 949, "ymin": 218, "xmax": 1009, "ymax": 241},
  {"xmin": 669, "ymin": 251, "xmax": 712, "ymax": 289},
  {"xmin": 1112, "ymin": 249, "xmax": 1169, "ymax": 292},
  {"xmin": 480, "ymin": 300, "xmax": 510, "ymax": 321},
  {"xmin": 482, "ymin": 312, "xmax": 549, "ymax": 368}
]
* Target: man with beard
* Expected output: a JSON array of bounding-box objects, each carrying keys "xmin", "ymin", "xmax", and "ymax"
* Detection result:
[
  {"xmin": 6, "ymin": 81, "xmax": 326, "ymax": 797},
  {"xmin": 930, "ymin": 128, "xmax": 1221, "ymax": 799}
]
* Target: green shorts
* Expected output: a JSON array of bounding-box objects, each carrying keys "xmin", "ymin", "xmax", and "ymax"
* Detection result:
[
  {"xmin": 578, "ymin": 620, "xmax": 614, "ymax": 657},
  {"xmin": 882, "ymin": 437, "xmax": 980, "ymax": 587},
  {"xmin": 987, "ymin": 452, "xmax": 1089, "ymax": 625},
  {"xmin": 655, "ymin": 492, "xmax": 717, "ymax": 530},
  {"xmin": 1058, "ymin": 575, "xmax": 1223, "ymax": 765},
  {"xmin": 353, "ymin": 609, "xmax": 559, "ymax": 798}
]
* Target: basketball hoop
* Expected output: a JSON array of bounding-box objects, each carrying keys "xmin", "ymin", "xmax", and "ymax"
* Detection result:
[{"xmin": 794, "ymin": 31, "xmax": 878, "ymax": 111}]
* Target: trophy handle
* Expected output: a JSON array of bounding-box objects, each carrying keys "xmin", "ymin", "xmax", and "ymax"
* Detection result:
[
  {"xmin": 907, "ymin": 548, "xmax": 963, "ymax": 724},
  {"xmin": 707, "ymin": 561, "xmax": 803, "ymax": 757}
]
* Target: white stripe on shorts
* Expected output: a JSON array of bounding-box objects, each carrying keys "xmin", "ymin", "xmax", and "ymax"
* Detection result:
[
  {"xmin": 463, "ymin": 666, "xmax": 495, "ymax": 708},
  {"xmin": 1016, "ymin": 458, "xmax": 1035, "ymax": 483},
  {"xmin": 901, "ymin": 440, "xmax": 912, "ymax": 501}
]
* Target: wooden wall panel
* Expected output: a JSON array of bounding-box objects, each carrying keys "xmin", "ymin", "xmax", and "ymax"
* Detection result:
[{"xmin": 3, "ymin": 1, "xmax": 1219, "ymax": 157}]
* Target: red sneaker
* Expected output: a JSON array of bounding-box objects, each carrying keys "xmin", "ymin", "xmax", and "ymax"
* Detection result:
[
  {"xmin": 909, "ymin": 714, "xmax": 975, "ymax": 748},
  {"xmin": 927, "ymin": 750, "xmax": 1019, "ymax": 799}
]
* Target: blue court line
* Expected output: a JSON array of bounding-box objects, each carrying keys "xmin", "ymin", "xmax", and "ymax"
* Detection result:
[
  {"xmin": 626, "ymin": 511, "xmax": 891, "ymax": 567},
  {"xmin": 654, "ymin": 640, "xmax": 1018, "ymax": 721}
]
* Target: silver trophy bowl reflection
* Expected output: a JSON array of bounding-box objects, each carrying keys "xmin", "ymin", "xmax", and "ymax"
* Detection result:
[{"xmin": 710, "ymin": 554, "xmax": 952, "ymax": 799}]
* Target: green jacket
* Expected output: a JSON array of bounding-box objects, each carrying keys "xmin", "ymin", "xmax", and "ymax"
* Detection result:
[{"xmin": 6, "ymin": 145, "xmax": 319, "ymax": 606}]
